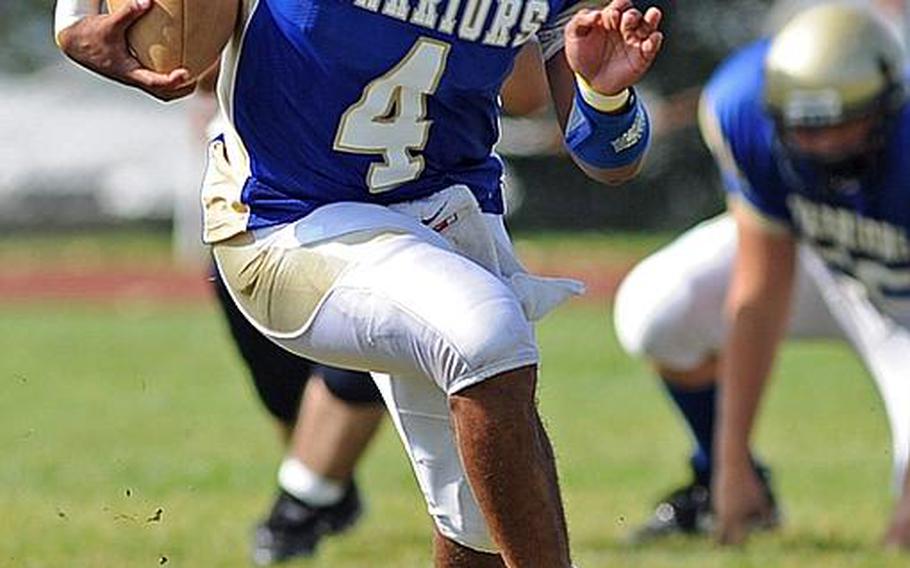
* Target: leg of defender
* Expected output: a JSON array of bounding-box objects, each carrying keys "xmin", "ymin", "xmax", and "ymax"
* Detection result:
[{"xmin": 290, "ymin": 375, "xmax": 384, "ymax": 482}]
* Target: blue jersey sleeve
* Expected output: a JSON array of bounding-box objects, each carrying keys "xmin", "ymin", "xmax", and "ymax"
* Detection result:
[{"xmin": 699, "ymin": 39, "xmax": 793, "ymax": 229}]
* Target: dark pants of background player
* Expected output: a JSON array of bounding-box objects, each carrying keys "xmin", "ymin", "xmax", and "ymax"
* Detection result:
[{"xmin": 212, "ymin": 268, "xmax": 382, "ymax": 427}]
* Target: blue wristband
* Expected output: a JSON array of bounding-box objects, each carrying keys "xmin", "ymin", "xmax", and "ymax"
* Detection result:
[{"xmin": 565, "ymin": 86, "xmax": 650, "ymax": 170}]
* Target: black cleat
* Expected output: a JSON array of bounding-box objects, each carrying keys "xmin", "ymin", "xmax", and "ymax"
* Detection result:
[
  {"xmin": 631, "ymin": 466, "xmax": 780, "ymax": 543},
  {"xmin": 251, "ymin": 483, "xmax": 363, "ymax": 566},
  {"xmin": 631, "ymin": 480, "xmax": 712, "ymax": 543}
]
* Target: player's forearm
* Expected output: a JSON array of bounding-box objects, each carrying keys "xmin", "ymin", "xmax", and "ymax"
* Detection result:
[
  {"xmin": 54, "ymin": 0, "xmax": 102, "ymax": 45},
  {"xmin": 547, "ymin": 55, "xmax": 650, "ymax": 185},
  {"xmin": 717, "ymin": 216, "xmax": 796, "ymax": 464},
  {"xmin": 717, "ymin": 298, "xmax": 789, "ymax": 462},
  {"xmin": 53, "ymin": 0, "xmax": 194, "ymax": 102}
]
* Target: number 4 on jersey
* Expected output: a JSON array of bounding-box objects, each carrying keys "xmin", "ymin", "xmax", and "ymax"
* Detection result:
[{"xmin": 333, "ymin": 38, "xmax": 451, "ymax": 193}]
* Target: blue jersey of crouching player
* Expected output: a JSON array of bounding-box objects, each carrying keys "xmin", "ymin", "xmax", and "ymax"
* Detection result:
[
  {"xmin": 699, "ymin": 39, "xmax": 910, "ymax": 312},
  {"xmin": 205, "ymin": 0, "xmax": 589, "ymax": 240}
]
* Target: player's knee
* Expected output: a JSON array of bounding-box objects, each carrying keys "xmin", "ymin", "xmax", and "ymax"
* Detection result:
[
  {"xmin": 318, "ymin": 366, "xmax": 382, "ymax": 404},
  {"xmin": 449, "ymin": 365, "xmax": 536, "ymax": 418},
  {"xmin": 613, "ymin": 260, "xmax": 694, "ymax": 363},
  {"xmin": 447, "ymin": 297, "xmax": 537, "ymax": 392},
  {"xmin": 432, "ymin": 501, "xmax": 499, "ymax": 554}
]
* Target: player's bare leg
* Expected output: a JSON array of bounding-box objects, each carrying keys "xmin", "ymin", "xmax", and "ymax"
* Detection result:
[
  {"xmin": 657, "ymin": 356, "xmax": 719, "ymax": 390},
  {"xmin": 291, "ymin": 376, "xmax": 385, "ymax": 481},
  {"xmin": 254, "ymin": 377, "xmax": 384, "ymax": 565},
  {"xmin": 448, "ymin": 365, "xmax": 572, "ymax": 568},
  {"xmin": 433, "ymin": 529, "xmax": 506, "ymax": 567}
]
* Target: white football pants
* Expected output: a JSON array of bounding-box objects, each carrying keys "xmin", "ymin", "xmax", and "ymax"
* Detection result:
[
  {"xmin": 213, "ymin": 185, "xmax": 581, "ymax": 551},
  {"xmin": 614, "ymin": 214, "xmax": 910, "ymax": 488}
]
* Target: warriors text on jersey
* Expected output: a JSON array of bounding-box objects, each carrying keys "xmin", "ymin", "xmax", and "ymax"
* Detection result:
[
  {"xmin": 204, "ymin": 0, "xmax": 587, "ymax": 242},
  {"xmin": 699, "ymin": 39, "xmax": 910, "ymax": 315}
]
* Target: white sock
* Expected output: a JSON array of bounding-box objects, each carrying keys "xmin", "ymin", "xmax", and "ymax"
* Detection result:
[{"xmin": 277, "ymin": 457, "xmax": 346, "ymax": 506}]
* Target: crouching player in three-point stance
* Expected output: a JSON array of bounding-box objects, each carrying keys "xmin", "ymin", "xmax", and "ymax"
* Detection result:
[
  {"xmin": 54, "ymin": 0, "xmax": 664, "ymax": 564},
  {"xmin": 615, "ymin": 2, "xmax": 910, "ymax": 548}
]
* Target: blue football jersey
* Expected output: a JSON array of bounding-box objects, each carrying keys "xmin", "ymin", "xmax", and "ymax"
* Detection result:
[
  {"xmin": 700, "ymin": 39, "xmax": 910, "ymax": 304},
  {"xmin": 210, "ymin": 0, "xmax": 580, "ymax": 234}
]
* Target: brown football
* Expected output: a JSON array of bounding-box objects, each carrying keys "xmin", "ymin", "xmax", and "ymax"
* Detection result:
[{"xmin": 108, "ymin": 0, "xmax": 239, "ymax": 77}]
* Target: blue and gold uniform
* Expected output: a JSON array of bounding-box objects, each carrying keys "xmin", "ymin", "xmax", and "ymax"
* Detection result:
[
  {"xmin": 206, "ymin": 0, "xmax": 590, "ymax": 239},
  {"xmin": 700, "ymin": 39, "xmax": 910, "ymax": 311}
]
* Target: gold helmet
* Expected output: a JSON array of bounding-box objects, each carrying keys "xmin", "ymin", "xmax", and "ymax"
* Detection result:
[{"xmin": 764, "ymin": 2, "xmax": 906, "ymax": 128}]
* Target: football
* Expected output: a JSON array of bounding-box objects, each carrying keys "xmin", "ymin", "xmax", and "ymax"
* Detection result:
[{"xmin": 107, "ymin": 0, "xmax": 239, "ymax": 78}]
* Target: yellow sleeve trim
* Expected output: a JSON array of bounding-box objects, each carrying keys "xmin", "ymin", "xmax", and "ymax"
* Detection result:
[{"xmin": 574, "ymin": 73, "xmax": 630, "ymax": 113}]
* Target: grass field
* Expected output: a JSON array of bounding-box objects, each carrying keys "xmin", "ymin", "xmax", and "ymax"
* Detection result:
[{"xmin": 0, "ymin": 232, "xmax": 905, "ymax": 567}]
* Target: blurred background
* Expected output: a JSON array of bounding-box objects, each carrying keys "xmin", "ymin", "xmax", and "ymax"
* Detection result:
[
  {"xmin": 4, "ymin": 1, "xmax": 910, "ymax": 567},
  {"xmin": 1, "ymin": 0, "xmax": 790, "ymax": 257},
  {"xmin": 6, "ymin": 0, "xmax": 906, "ymax": 249}
]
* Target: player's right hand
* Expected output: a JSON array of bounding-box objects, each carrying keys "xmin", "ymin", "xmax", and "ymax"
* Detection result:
[
  {"xmin": 57, "ymin": 0, "xmax": 194, "ymax": 102},
  {"xmin": 713, "ymin": 458, "xmax": 774, "ymax": 546}
]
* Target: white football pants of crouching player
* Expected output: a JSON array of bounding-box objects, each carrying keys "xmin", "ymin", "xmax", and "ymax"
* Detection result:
[
  {"xmin": 206, "ymin": 143, "xmax": 584, "ymax": 552},
  {"xmin": 614, "ymin": 213, "xmax": 910, "ymax": 490}
]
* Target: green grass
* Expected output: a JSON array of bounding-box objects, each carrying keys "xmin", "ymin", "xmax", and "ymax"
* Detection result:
[
  {"xmin": 0, "ymin": 229, "xmax": 174, "ymax": 269},
  {"xmin": 0, "ymin": 228, "xmax": 670, "ymax": 271},
  {"xmin": 513, "ymin": 229, "xmax": 674, "ymax": 257},
  {"xmin": 1, "ymin": 300, "xmax": 903, "ymax": 567}
]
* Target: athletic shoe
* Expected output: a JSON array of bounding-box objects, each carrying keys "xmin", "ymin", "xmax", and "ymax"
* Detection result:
[
  {"xmin": 251, "ymin": 483, "xmax": 363, "ymax": 565},
  {"xmin": 630, "ymin": 466, "xmax": 779, "ymax": 543}
]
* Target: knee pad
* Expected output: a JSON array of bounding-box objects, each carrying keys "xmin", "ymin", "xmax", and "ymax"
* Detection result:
[
  {"xmin": 317, "ymin": 366, "xmax": 382, "ymax": 404},
  {"xmin": 445, "ymin": 296, "xmax": 538, "ymax": 394}
]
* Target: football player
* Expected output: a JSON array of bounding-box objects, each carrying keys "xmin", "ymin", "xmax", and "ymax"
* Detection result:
[
  {"xmin": 204, "ymin": 45, "xmax": 554, "ymax": 565},
  {"xmin": 614, "ymin": 2, "xmax": 910, "ymax": 547},
  {"xmin": 55, "ymin": 0, "xmax": 664, "ymax": 565}
]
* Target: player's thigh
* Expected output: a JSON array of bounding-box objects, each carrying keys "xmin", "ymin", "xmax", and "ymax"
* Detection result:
[
  {"xmin": 214, "ymin": 226, "xmax": 537, "ymax": 394},
  {"xmin": 614, "ymin": 216, "xmax": 845, "ymax": 369},
  {"xmin": 301, "ymin": 232, "xmax": 538, "ymax": 394},
  {"xmin": 614, "ymin": 214, "xmax": 736, "ymax": 370}
]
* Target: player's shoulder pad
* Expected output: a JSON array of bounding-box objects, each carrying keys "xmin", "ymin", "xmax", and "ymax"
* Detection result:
[
  {"xmin": 699, "ymin": 40, "xmax": 774, "ymax": 171},
  {"xmin": 702, "ymin": 39, "xmax": 771, "ymax": 138}
]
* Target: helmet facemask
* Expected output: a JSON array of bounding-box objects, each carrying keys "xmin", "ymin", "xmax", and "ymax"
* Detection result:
[
  {"xmin": 763, "ymin": 3, "xmax": 907, "ymax": 194},
  {"xmin": 775, "ymin": 94, "xmax": 893, "ymax": 193}
]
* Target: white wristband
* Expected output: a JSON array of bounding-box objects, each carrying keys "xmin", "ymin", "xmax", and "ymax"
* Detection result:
[
  {"xmin": 574, "ymin": 73, "xmax": 631, "ymax": 113},
  {"xmin": 54, "ymin": 0, "xmax": 103, "ymax": 45}
]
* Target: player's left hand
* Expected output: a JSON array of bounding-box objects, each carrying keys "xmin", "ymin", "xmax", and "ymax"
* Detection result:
[
  {"xmin": 564, "ymin": 0, "xmax": 663, "ymax": 96},
  {"xmin": 713, "ymin": 459, "xmax": 774, "ymax": 546}
]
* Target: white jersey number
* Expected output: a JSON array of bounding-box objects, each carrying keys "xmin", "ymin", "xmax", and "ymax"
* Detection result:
[{"xmin": 333, "ymin": 38, "xmax": 451, "ymax": 193}]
